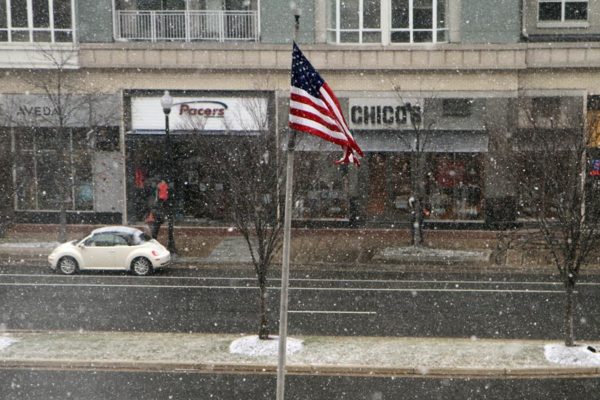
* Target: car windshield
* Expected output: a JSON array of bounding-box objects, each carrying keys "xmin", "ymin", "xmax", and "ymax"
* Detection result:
[{"xmin": 74, "ymin": 235, "xmax": 89, "ymax": 245}]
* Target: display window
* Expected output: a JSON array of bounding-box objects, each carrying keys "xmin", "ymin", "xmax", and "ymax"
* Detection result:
[
  {"xmin": 13, "ymin": 127, "xmax": 93, "ymax": 211},
  {"xmin": 428, "ymin": 153, "xmax": 483, "ymax": 220},
  {"xmin": 364, "ymin": 152, "xmax": 484, "ymax": 222},
  {"xmin": 294, "ymin": 153, "xmax": 350, "ymax": 220}
]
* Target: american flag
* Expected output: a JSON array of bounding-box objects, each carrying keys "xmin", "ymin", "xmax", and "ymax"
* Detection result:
[{"xmin": 289, "ymin": 42, "xmax": 363, "ymax": 166}]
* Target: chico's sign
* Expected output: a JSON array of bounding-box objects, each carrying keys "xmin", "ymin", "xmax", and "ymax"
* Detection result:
[{"xmin": 349, "ymin": 98, "xmax": 421, "ymax": 130}]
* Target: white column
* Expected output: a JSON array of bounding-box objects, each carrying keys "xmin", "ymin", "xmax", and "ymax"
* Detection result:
[
  {"xmin": 314, "ymin": 0, "xmax": 327, "ymax": 43},
  {"xmin": 381, "ymin": 0, "xmax": 391, "ymax": 45}
]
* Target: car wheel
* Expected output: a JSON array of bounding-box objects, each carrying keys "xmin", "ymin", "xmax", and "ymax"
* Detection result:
[
  {"xmin": 131, "ymin": 257, "xmax": 153, "ymax": 276},
  {"xmin": 58, "ymin": 256, "xmax": 78, "ymax": 275}
]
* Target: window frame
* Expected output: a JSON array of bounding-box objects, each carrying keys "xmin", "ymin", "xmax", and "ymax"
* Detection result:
[
  {"xmin": 329, "ymin": 0, "xmax": 383, "ymax": 44},
  {"xmin": 0, "ymin": 0, "xmax": 76, "ymax": 43},
  {"xmin": 327, "ymin": 0, "xmax": 448, "ymax": 45},
  {"xmin": 537, "ymin": 0, "xmax": 589, "ymax": 28}
]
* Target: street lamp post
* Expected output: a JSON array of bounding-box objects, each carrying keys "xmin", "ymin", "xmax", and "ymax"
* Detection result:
[{"xmin": 160, "ymin": 90, "xmax": 177, "ymax": 254}]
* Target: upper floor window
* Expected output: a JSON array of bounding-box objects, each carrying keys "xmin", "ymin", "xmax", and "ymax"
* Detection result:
[
  {"xmin": 0, "ymin": 0, "xmax": 74, "ymax": 43},
  {"xmin": 327, "ymin": 0, "xmax": 447, "ymax": 44},
  {"xmin": 442, "ymin": 99, "xmax": 473, "ymax": 117},
  {"xmin": 538, "ymin": 0, "xmax": 588, "ymax": 26}
]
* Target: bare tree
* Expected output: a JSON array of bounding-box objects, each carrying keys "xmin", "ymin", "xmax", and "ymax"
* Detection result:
[
  {"xmin": 393, "ymin": 87, "xmax": 434, "ymax": 246},
  {"xmin": 191, "ymin": 95, "xmax": 283, "ymax": 339},
  {"xmin": 18, "ymin": 46, "xmax": 79, "ymax": 242},
  {"xmin": 515, "ymin": 97, "xmax": 600, "ymax": 346},
  {"xmin": 0, "ymin": 108, "xmax": 13, "ymax": 236}
]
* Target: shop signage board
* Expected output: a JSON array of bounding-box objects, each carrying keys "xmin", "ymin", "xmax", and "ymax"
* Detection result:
[
  {"xmin": 130, "ymin": 96, "xmax": 268, "ymax": 133},
  {"xmin": 0, "ymin": 94, "xmax": 120, "ymax": 127},
  {"xmin": 349, "ymin": 98, "xmax": 421, "ymax": 130}
]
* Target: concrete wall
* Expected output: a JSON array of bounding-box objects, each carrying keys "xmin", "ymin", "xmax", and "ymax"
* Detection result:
[
  {"xmin": 77, "ymin": 0, "xmax": 114, "ymax": 43},
  {"xmin": 260, "ymin": 0, "xmax": 315, "ymax": 44},
  {"xmin": 461, "ymin": 0, "xmax": 521, "ymax": 43}
]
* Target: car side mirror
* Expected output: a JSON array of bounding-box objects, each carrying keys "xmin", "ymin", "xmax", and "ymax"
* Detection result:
[{"xmin": 78, "ymin": 242, "xmax": 86, "ymax": 249}]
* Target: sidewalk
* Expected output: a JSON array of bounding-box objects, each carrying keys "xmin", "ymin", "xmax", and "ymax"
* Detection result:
[
  {"xmin": 0, "ymin": 223, "xmax": 564, "ymax": 273},
  {"xmin": 1, "ymin": 330, "xmax": 599, "ymax": 377}
]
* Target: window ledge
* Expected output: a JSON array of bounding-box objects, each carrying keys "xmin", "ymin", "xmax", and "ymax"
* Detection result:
[
  {"xmin": 0, "ymin": 44, "xmax": 79, "ymax": 69},
  {"xmin": 536, "ymin": 21, "xmax": 589, "ymax": 29}
]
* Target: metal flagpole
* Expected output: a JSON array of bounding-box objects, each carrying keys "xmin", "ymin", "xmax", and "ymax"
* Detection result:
[{"xmin": 276, "ymin": 6, "xmax": 300, "ymax": 400}]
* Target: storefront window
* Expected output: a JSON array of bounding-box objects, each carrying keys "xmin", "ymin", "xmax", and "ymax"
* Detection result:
[
  {"xmin": 364, "ymin": 152, "xmax": 484, "ymax": 222},
  {"xmin": 13, "ymin": 128, "xmax": 93, "ymax": 211},
  {"xmin": 427, "ymin": 153, "xmax": 483, "ymax": 220},
  {"xmin": 515, "ymin": 151, "xmax": 571, "ymax": 219},
  {"xmin": 294, "ymin": 153, "xmax": 350, "ymax": 220},
  {"xmin": 72, "ymin": 130, "xmax": 94, "ymax": 210}
]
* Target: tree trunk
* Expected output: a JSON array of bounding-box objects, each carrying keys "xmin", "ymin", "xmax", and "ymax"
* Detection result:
[
  {"xmin": 564, "ymin": 279, "xmax": 576, "ymax": 347},
  {"xmin": 58, "ymin": 146, "xmax": 68, "ymax": 243},
  {"xmin": 258, "ymin": 272, "xmax": 269, "ymax": 339},
  {"xmin": 59, "ymin": 202, "xmax": 67, "ymax": 243},
  {"xmin": 411, "ymin": 197, "xmax": 423, "ymax": 247}
]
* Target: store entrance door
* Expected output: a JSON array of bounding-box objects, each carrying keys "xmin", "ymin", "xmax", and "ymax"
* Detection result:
[{"xmin": 126, "ymin": 135, "xmax": 231, "ymax": 224}]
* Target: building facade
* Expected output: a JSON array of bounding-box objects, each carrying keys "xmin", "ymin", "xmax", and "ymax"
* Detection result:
[{"xmin": 0, "ymin": 0, "xmax": 598, "ymax": 228}]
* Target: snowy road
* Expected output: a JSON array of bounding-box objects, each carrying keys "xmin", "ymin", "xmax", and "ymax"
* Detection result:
[{"xmin": 0, "ymin": 268, "xmax": 598, "ymax": 339}]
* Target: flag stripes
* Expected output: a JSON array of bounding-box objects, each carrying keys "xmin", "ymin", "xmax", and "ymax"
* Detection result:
[{"xmin": 288, "ymin": 42, "xmax": 363, "ymax": 165}]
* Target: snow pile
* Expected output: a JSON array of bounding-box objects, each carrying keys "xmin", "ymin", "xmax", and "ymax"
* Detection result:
[
  {"xmin": 545, "ymin": 344, "xmax": 600, "ymax": 366},
  {"xmin": 229, "ymin": 335, "xmax": 303, "ymax": 357},
  {"xmin": 0, "ymin": 336, "xmax": 17, "ymax": 350},
  {"xmin": 374, "ymin": 246, "xmax": 490, "ymax": 263}
]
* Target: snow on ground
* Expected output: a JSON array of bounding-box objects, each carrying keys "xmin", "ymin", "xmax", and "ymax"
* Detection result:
[
  {"xmin": 545, "ymin": 344, "xmax": 600, "ymax": 366},
  {"xmin": 229, "ymin": 335, "xmax": 303, "ymax": 357},
  {"xmin": 383, "ymin": 246, "xmax": 485, "ymax": 258},
  {"xmin": 0, "ymin": 242, "xmax": 58, "ymax": 248},
  {"xmin": 0, "ymin": 336, "xmax": 17, "ymax": 350}
]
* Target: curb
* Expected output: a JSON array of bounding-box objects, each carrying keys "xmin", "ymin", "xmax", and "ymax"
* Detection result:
[
  {"xmin": 0, "ymin": 255, "xmax": 560, "ymax": 275},
  {"xmin": 0, "ymin": 253, "xmax": 572, "ymax": 275},
  {"xmin": 1, "ymin": 359, "xmax": 599, "ymax": 378}
]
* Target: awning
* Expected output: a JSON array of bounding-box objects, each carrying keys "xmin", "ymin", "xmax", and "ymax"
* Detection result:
[{"xmin": 293, "ymin": 130, "xmax": 488, "ymax": 153}]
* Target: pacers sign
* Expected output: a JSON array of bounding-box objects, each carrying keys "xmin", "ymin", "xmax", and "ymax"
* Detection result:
[{"xmin": 131, "ymin": 96, "xmax": 268, "ymax": 133}]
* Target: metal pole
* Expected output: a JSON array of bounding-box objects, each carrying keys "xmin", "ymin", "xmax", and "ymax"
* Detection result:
[
  {"xmin": 165, "ymin": 112, "xmax": 177, "ymax": 254},
  {"xmin": 275, "ymin": 131, "xmax": 294, "ymax": 400},
  {"xmin": 276, "ymin": 9, "xmax": 300, "ymax": 400}
]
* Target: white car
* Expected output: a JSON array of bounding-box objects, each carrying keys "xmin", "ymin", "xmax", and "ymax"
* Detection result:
[{"xmin": 48, "ymin": 226, "xmax": 171, "ymax": 276}]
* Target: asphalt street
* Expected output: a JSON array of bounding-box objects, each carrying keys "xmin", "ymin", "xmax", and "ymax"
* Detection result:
[
  {"xmin": 2, "ymin": 369, "xmax": 599, "ymax": 400},
  {"xmin": 1, "ymin": 264, "xmax": 599, "ymax": 340}
]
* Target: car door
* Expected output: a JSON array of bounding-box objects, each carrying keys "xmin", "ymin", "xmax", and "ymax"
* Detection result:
[
  {"xmin": 80, "ymin": 233, "xmax": 116, "ymax": 269},
  {"xmin": 112, "ymin": 233, "xmax": 133, "ymax": 269}
]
